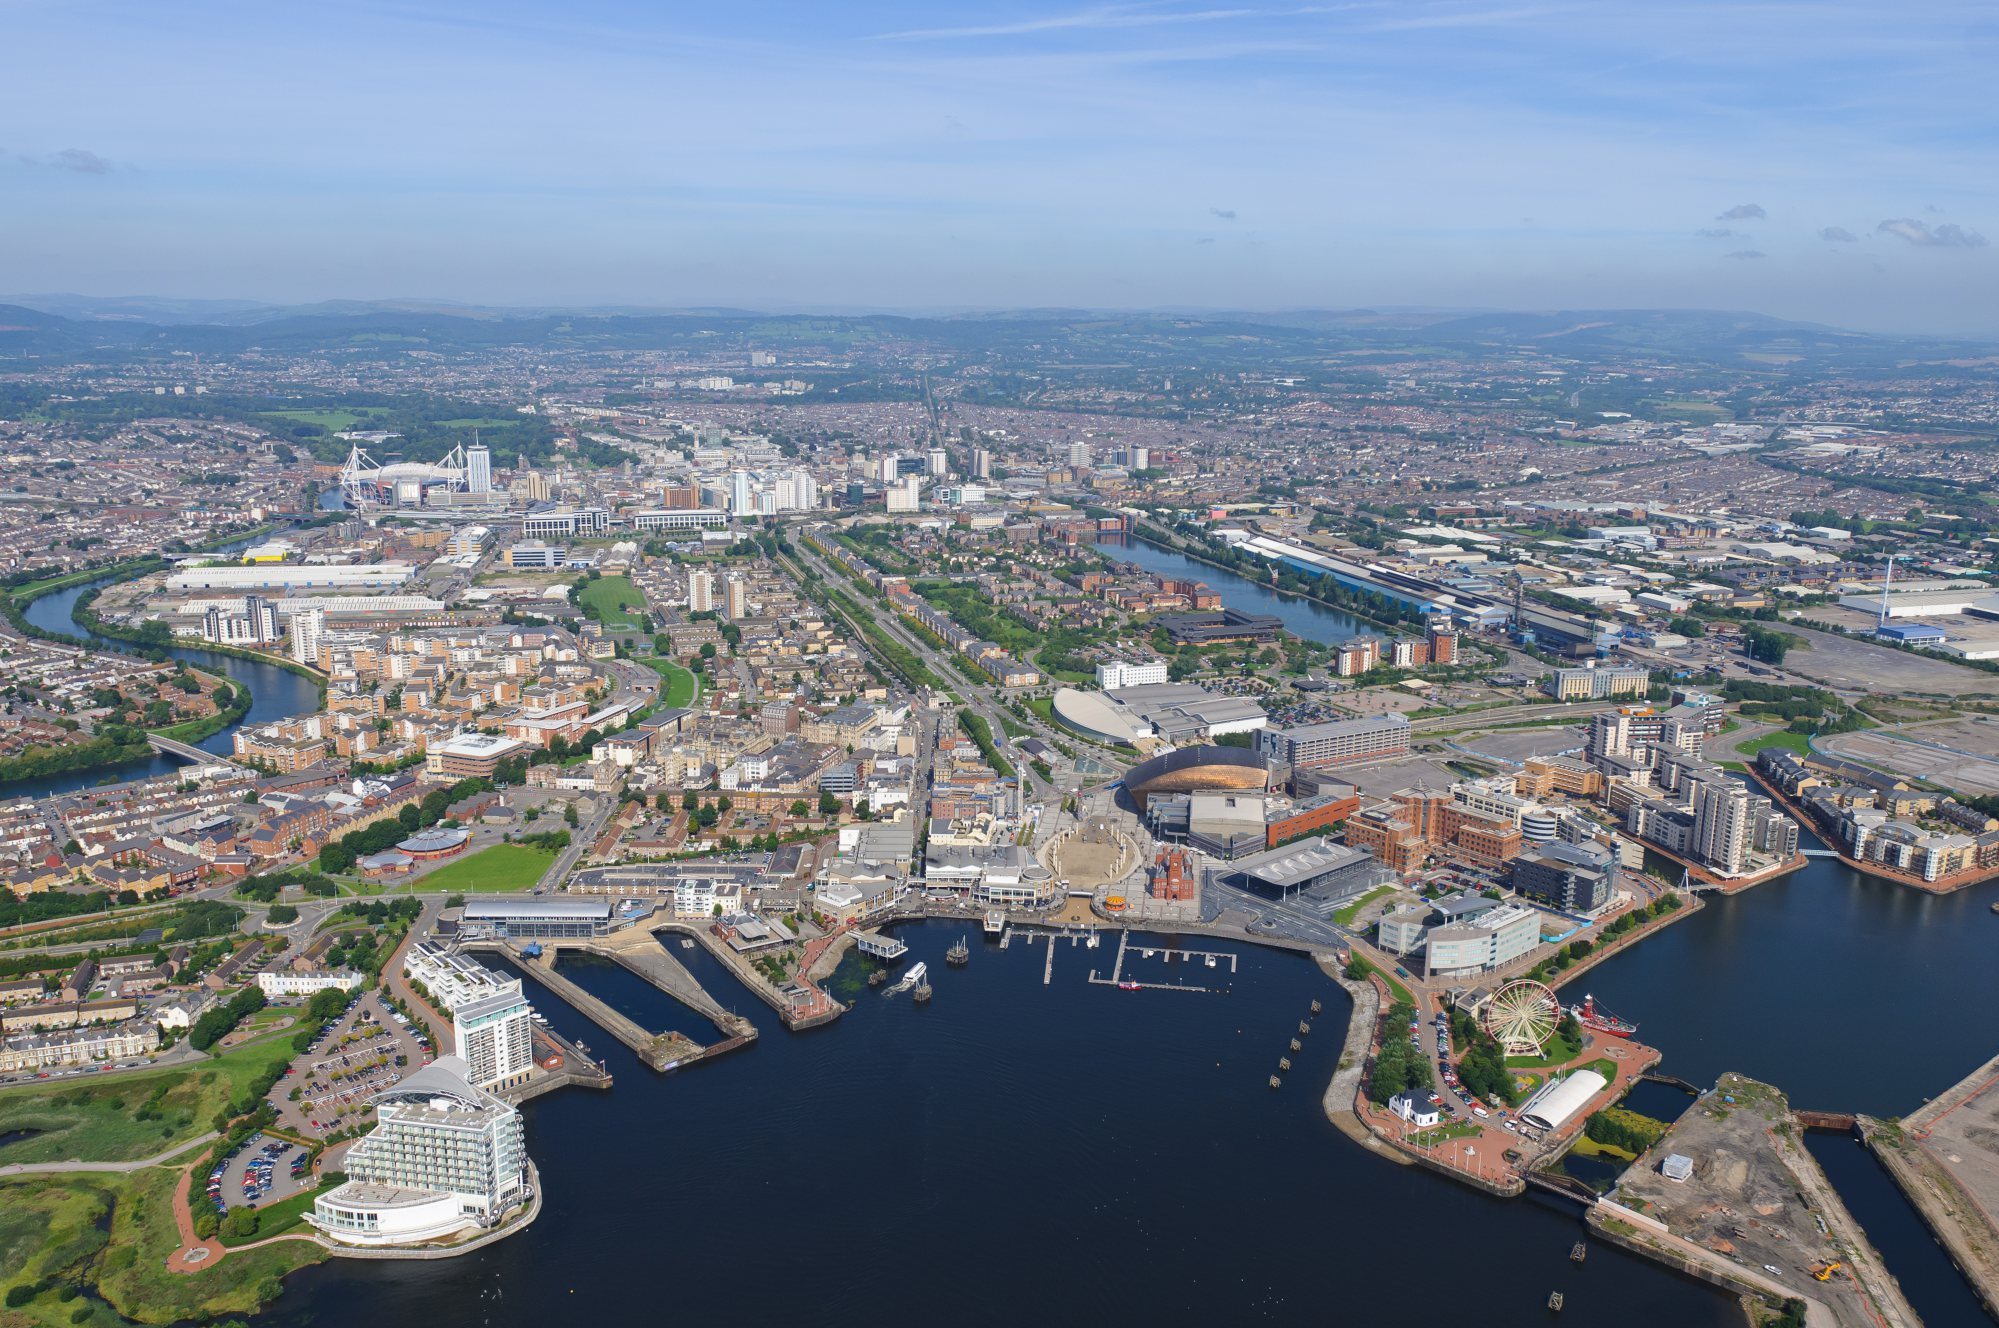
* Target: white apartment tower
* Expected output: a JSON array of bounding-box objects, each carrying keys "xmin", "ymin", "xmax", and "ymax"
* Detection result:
[
  {"xmin": 688, "ymin": 569, "xmax": 716, "ymax": 614},
  {"xmin": 465, "ymin": 443, "xmax": 492, "ymax": 494},
  {"xmin": 454, "ymin": 988, "xmax": 535, "ymax": 1092},
  {"xmin": 290, "ymin": 607, "xmax": 326, "ymax": 667}
]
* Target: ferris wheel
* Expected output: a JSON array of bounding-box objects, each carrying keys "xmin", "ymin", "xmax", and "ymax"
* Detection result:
[{"xmin": 1482, "ymin": 979, "xmax": 1560, "ymax": 1056}]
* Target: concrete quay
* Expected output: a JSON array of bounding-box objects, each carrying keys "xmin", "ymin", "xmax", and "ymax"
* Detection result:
[
  {"xmin": 468, "ymin": 940, "xmax": 750, "ymax": 1072},
  {"xmin": 651, "ymin": 921, "xmax": 845, "ymax": 1031},
  {"xmin": 1861, "ymin": 1045, "xmax": 1999, "ymax": 1319},
  {"xmin": 1601, "ymin": 1073, "xmax": 1919, "ymax": 1328}
]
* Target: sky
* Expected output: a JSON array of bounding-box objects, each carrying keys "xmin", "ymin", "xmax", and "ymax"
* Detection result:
[{"xmin": 4, "ymin": 0, "xmax": 1998, "ymax": 333}]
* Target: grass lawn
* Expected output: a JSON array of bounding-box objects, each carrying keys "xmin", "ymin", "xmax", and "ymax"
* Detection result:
[
  {"xmin": 1505, "ymin": 1027, "xmax": 1585, "ymax": 1069},
  {"xmin": 412, "ymin": 842, "xmax": 556, "ymax": 894},
  {"xmin": 219, "ymin": 1178, "xmax": 336, "ymax": 1247},
  {"xmin": 0, "ymin": 1034, "xmax": 299, "ymax": 1166},
  {"xmin": 1579, "ymin": 1057, "xmax": 1619, "ymax": 1081},
  {"xmin": 260, "ymin": 407, "xmax": 382, "ymax": 432},
  {"xmin": 1333, "ymin": 884, "xmax": 1397, "ymax": 928},
  {"xmin": 576, "ymin": 574, "xmax": 649, "ymax": 631},
  {"xmin": 1362, "ymin": 960, "xmax": 1414, "ymax": 1007},
  {"xmin": 1737, "ymin": 729, "xmax": 1812, "ymax": 758},
  {"xmin": 1409, "ymin": 1121, "xmax": 1481, "ymax": 1148},
  {"xmin": 0, "ymin": 1167, "xmax": 324, "ymax": 1324},
  {"xmin": 639, "ymin": 656, "xmax": 700, "ymax": 708}
]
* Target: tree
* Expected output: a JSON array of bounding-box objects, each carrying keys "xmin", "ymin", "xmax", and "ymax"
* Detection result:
[
  {"xmin": 817, "ymin": 790, "xmax": 840, "ymax": 815},
  {"xmin": 789, "ymin": 800, "xmax": 810, "ymax": 817},
  {"xmin": 563, "ymin": 803, "xmax": 580, "ymax": 828}
]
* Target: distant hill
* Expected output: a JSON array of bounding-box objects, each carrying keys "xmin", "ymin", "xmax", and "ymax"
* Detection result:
[{"xmin": 0, "ymin": 299, "xmax": 1986, "ymax": 369}]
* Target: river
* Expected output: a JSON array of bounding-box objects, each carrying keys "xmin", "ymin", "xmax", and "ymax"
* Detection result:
[
  {"xmin": 256, "ymin": 922, "xmax": 1738, "ymax": 1328},
  {"xmin": 1100, "ymin": 534, "xmax": 1365, "ymax": 646},
  {"xmin": 2, "ymin": 541, "xmax": 325, "ymax": 799}
]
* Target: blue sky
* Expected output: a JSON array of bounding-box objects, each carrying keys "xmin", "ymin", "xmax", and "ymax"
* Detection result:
[{"xmin": 4, "ymin": 0, "xmax": 1997, "ymax": 332}]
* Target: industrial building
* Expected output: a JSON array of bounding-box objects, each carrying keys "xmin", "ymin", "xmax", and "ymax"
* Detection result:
[
  {"xmin": 165, "ymin": 564, "xmax": 416, "ymax": 593},
  {"xmin": 459, "ymin": 896, "xmax": 615, "ymax": 940}
]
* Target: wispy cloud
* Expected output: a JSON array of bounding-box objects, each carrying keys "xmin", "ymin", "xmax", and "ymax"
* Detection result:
[
  {"xmin": 875, "ymin": 5, "xmax": 1311, "ymax": 42},
  {"xmin": 1818, "ymin": 226, "xmax": 1858, "ymax": 243},
  {"xmin": 1209, "ymin": 206, "xmax": 1237, "ymax": 219},
  {"xmin": 1877, "ymin": 218, "xmax": 1986, "ymax": 248},
  {"xmin": 14, "ymin": 147, "xmax": 113, "ymax": 174},
  {"xmin": 1695, "ymin": 227, "xmax": 1738, "ymax": 238},
  {"xmin": 1725, "ymin": 249, "xmax": 1765, "ymax": 260},
  {"xmin": 1716, "ymin": 203, "xmax": 1765, "ymax": 220}
]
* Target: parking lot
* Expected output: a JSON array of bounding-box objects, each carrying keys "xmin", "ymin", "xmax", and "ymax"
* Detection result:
[
  {"xmin": 1776, "ymin": 624, "xmax": 1999, "ymax": 698},
  {"xmin": 205, "ymin": 1132, "xmax": 313, "ymax": 1218},
  {"xmin": 269, "ymin": 990, "xmax": 433, "ymax": 1140}
]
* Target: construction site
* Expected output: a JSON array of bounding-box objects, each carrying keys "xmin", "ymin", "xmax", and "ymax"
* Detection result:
[{"xmin": 1594, "ymin": 1073, "xmax": 1919, "ymax": 1328}]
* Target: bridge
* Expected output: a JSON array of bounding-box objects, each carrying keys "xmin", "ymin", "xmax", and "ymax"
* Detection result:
[
  {"xmin": 1523, "ymin": 1170, "xmax": 1600, "ymax": 1206},
  {"xmin": 1794, "ymin": 1110, "xmax": 1859, "ymax": 1133},
  {"xmin": 1802, "ymin": 849, "xmax": 1838, "ymax": 858},
  {"xmin": 146, "ymin": 734, "xmax": 243, "ymax": 768}
]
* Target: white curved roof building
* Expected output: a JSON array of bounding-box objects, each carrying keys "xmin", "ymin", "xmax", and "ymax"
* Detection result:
[
  {"xmin": 1051, "ymin": 687, "xmax": 1148, "ymax": 747},
  {"xmin": 1519, "ymin": 1068, "xmax": 1609, "ymax": 1132}
]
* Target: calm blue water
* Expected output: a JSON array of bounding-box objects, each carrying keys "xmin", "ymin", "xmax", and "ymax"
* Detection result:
[
  {"xmin": 1585, "ymin": 823, "xmax": 1999, "ymax": 1325},
  {"xmin": 1101, "ymin": 534, "xmax": 1363, "ymax": 646},
  {"xmin": 1805, "ymin": 1130, "xmax": 1991, "ymax": 1328},
  {"xmin": 259, "ymin": 923, "xmax": 1737, "ymax": 1327}
]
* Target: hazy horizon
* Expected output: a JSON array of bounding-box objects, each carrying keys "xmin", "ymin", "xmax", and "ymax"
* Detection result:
[{"xmin": 7, "ymin": 1, "xmax": 1997, "ymax": 336}]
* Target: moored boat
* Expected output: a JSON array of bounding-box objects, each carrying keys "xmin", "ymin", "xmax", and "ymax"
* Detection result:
[{"xmin": 1572, "ymin": 993, "xmax": 1637, "ymax": 1039}]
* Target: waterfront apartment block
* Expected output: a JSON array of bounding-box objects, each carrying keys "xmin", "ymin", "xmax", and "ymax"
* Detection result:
[
  {"xmin": 310, "ymin": 1056, "xmax": 529, "ymax": 1247},
  {"xmin": 455, "ymin": 987, "xmax": 536, "ymax": 1093}
]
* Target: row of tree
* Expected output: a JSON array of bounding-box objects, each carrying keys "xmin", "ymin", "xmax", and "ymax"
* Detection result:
[{"xmin": 190, "ymin": 985, "xmax": 267, "ymax": 1052}]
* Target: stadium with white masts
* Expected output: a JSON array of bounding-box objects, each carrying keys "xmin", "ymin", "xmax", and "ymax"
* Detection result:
[{"xmin": 339, "ymin": 439, "xmax": 493, "ymax": 508}]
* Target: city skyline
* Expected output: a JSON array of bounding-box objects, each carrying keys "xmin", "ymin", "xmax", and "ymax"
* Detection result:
[{"xmin": 5, "ymin": 0, "xmax": 1997, "ymax": 333}]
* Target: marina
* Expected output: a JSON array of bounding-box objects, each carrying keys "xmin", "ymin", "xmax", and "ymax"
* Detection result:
[{"xmin": 1085, "ymin": 930, "xmax": 1236, "ymax": 995}]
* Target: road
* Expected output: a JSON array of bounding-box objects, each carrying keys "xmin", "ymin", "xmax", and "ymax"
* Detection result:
[
  {"xmin": 785, "ymin": 527, "xmax": 1100, "ymax": 808},
  {"xmin": 0, "ymin": 1130, "xmax": 218, "ymax": 1176}
]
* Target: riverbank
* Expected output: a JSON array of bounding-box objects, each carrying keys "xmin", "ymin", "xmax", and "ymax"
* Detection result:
[
  {"xmin": 1541, "ymin": 889, "xmax": 1706, "ymax": 993},
  {"xmin": 1745, "ymin": 765, "xmax": 1999, "ymax": 895},
  {"xmin": 1638, "ymin": 828, "xmax": 1809, "ymax": 895},
  {"xmin": 1126, "ymin": 525, "xmax": 1407, "ymax": 636},
  {"xmin": 76, "ymin": 580, "xmax": 332, "ymax": 697}
]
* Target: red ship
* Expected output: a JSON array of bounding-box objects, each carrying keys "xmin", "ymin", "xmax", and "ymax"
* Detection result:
[{"xmin": 1573, "ymin": 993, "xmax": 1637, "ymax": 1039}]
